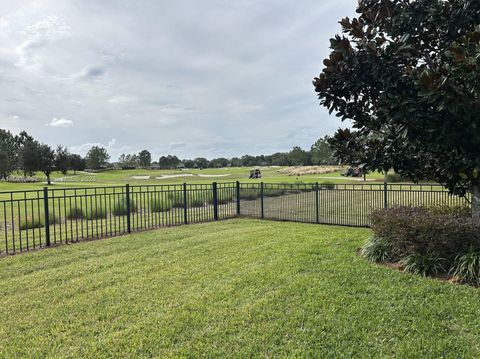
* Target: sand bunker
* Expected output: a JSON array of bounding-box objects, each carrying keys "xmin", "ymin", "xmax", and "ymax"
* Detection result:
[
  {"xmin": 131, "ymin": 175, "xmax": 151, "ymax": 180},
  {"xmin": 197, "ymin": 174, "xmax": 231, "ymax": 178},
  {"xmin": 156, "ymin": 174, "xmax": 194, "ymax": 179}
]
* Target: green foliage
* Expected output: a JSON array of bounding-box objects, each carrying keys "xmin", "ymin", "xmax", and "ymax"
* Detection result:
[
  {"xmin": 85, "ymin": 207, "xmax": 108, "ymax": 220},
  {"xmin": 67, "ymin": 207, "xmax": 85, "ymax": 220},
  {"xmin": 452, "ymin": 251, "xmax": 480, "ymax": 286},
  {"xmin": 239, "ymin": 188, "xmax": 261, "ymax": 200},
  {"xmin": 151, "ymin": 198, "xmax": 172, "ymax": 213},
  {"xmin": 112, "ymin": 198, "xmax": 137, "ymax": 216},
  {"xmin": 310, "ymin": 135, "xmax": 335, "ymax": 165},
  {"xmin": 138, "ymin": 149, "xmax": 152, "ymax": 169},
  {"xmin": 320, "ymin": 181, "xmax": 335, "ymax": 190},
  {"xmin": 370, "ymin": 206, "xmax": 480, "ymax": 263},
  {"xmin": 55, "ymin": 145, "xmax": 70, "ymax": 175},
  {"xmin": 401, "ymin": 252, "xmax": 447, "ymax": 277},
  {"xmin": 314, "ymin": 0, "xmax": 480, "ymax": 199},
  {"xmin": 362, "ymin": 237, "xmax": 391, "ymax": 263},
  {"xmin": 169, "ymin": 192, "xmax": 185, "ymax": 208},
  {"xmin": 86, "ymin": 146, "xmax": 109, "ymax": 170},
  {"xmin": 20, "ymin": 217, "xmax": 44, "ymax": 230},
  {"xmin": 188, "ymin": 196, "xmax": 205, "ymax": 208}
]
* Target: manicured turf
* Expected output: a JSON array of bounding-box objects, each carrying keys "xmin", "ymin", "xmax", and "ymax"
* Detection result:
[
  {"xmin": 1, "ymin": 219, "xmax": 479, "ymax": 357},
  {"xmin": 0, "ymin": 166, "xmax": 386, "ymax": 192}
]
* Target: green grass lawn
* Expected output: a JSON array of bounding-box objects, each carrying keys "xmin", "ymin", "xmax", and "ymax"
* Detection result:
[
  {"xmin": 0, "ymin": 166, "xmax": 387, "ymax": 192},
  {"xmin": 0, "ymin": 219, "xmax": 479, "ymax": 357}
]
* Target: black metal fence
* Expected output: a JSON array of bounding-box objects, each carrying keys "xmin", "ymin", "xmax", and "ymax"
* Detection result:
[{"xmin": 0, "ymin": 181, "xmax": 468, "ymax": 255}]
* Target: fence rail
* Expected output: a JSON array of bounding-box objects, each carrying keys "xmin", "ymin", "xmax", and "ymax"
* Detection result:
[{"xmin": 0, "ymin": 181, "xmax": 469, "ymax": 255}]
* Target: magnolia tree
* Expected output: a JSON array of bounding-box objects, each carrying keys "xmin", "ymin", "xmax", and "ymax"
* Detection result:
[{"xmin": 313, "ymin": 0, "xmax": 480, "ymax": 217}]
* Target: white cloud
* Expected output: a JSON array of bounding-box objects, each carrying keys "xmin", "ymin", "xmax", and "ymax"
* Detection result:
[
  {"xmin": 15, "ymin": 16, "xmax": 70, "ymax": 71},
  {"xmin": 48, "ymin": 118, "xmax": 74, "ymax": 128}
]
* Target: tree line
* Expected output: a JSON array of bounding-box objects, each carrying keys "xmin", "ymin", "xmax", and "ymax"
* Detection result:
[
  {"xmin": 116, "ymin": 136, "xmax": 336, "ymax": 169},
  {"xmin": 0, "ymin": 129, "xmax": 336, "ymax": 182}
]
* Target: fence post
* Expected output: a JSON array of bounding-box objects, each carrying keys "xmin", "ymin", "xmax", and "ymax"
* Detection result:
[
  {"xmin": 213, "ymin": 182, "xmax": 219, "ymax": 220},
  {"xmin": 126, "ymin": 184, "xmax": 131, "ymax": 233},
  {"xmin": 236, "ymin": 181, "xmax": 241, "ymax": 215},
  {"xmin": 183, "ymin": 183, "xmax": 188, "ymax": 224},
  {"xmin": 384, "ymin": 181, "xmax": 388, "ymax": 209},
  {"xmin": 260, "ymin": 182, "xmax": 264, "ymax": 219},
  {"xmin": 315, "ymin": 182, "xmax": 319, "ymax": 224},
  {"xmin": 43, "ymin": 187, "xmax": 51, "ymax": 247}
]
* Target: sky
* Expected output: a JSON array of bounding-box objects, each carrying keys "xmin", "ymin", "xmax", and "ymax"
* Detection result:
[{"xmin": 0, "ymin": 0, "xmax": 357, "ymax": 161}]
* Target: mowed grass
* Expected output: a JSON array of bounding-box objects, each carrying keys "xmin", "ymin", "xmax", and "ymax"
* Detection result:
[
  {"xmin": 0, "ymin": 166, "xmax": 387, "ymax": 192},
  {"xmin": 0, "ymin": 220, "xmax": 479, "ymax": 357}
]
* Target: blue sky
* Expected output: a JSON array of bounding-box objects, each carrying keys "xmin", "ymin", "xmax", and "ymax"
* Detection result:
[{"xmin": 0, "ymin": 0, "xmax": 356, "ymax": 160}]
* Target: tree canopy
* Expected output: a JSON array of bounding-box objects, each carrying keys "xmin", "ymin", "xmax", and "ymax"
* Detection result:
[
  {"xmin": 313, "ymin": 0, "xmax": 480, "ymax": 214},
  {"xmin": 86, "ymin": 146, "xmax": 110, "ymax": 170}
]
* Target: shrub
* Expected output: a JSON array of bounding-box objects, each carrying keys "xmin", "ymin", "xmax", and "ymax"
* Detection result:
[
  {"xmin": 370, "ymin": 206, "xmax": 480, "ymax": 263},
  {"xmin": 452, "ymin": 251, "xmax": 480, "ymax": 286},
  {"xmin": 86, "ymin": 207, "xmax": 108, "ymax": 220},
  {"xmin": 169, "ymin": 192, "xmax": 185, "ymax": 208},
  {"xmin": 151, "ymin": 198, "xmax": 172, "ymax": 213},
  {"xmin": 20, "ymin": 217, "xmax": 44, "ymax": 230},
  {"xmin": 361, "ymin": 237, "xmax": 391, "ymax": 263},
  {"xmin": 263, "ymin": 187, "xmax": 287, "ymax": 197},
  {"xmin": 206, "ymin": 191, "xmax": 234, "ymax": 205},
  {"xmin": 217, "ymin": 191, "xmax": 234, "ymax": 204},
  {"xmin": 320, "ymin": 181, "xmax": 335, "ymax": 190},
  {"xmin": 112, "ymin": 198, "xmax": 137, "ymax": 216},
  {"xmin": 188, "ymin": 196, "xmax": 205, "ymax": 208},
  {"xmin": 67, "ymin": 207, "xmax": 84, "ymax": 220},
  {"xmin": 401, "ymin": 251, "xmax": 447, "ymax": 277},
  {"xmin": 240, "ymin": 188, "xmax": 260, "ymax": 200}
]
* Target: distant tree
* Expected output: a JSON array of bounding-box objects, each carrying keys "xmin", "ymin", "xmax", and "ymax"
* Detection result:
[
  {"xmin": 311, "ymin": 136, "xmax": 335, "ymax": 165},
  {"xmin": 270, "ymin": 152, "xmax": 289, "ymax": 166},
  {"xmin": 210, "ymin": 157, "xmax": 230, "ymax": 168},
  {"xmin": 37, "ymin": 144, "xmax": 55, "ymax": 185},
  {"xmin": 69, "ymin": 154, "xmax": 86, "ymax": 174},
  {"xmin": 138, "ymin": 150, "xmax": 152, "ymax": 168},
  {"xmin": 193, "ymin": 157, "xmax": 209, "ymax": 169},
  {"xmin": 159, "ymin": 155, "xmax": 181, "ymax": 169},
  {"xmin": 241, "ymin": 155, "xmax": 257, "ymax": 167},
  {"xmin": 0, "ymin": 130, "xmax": 17, "ymax": 179},
  {"xmin": 16, "ymin": 131, "xmax": 39, "ymax": 176},
  {"xmin": 182, "ymin": 159, "xmax": 195, "ymax": 168},
  {"xmin": 230, "ymin": 157, "xmax": 242, "ymax": 167},
  {"xmin": 287, "ymin": 146, "xmax": 311, "ymax": 166},
  {"xmin": 55, "ymin": 145, "xmax": 70, "ymax": 175},
  {"xmin": 86, "ymin": 146, "xmax": 109, "ymax": 170}
]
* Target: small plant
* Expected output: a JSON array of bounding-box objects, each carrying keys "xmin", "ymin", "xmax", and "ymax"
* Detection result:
[
  {"xmin": 112, "ymin": 197, "xmax": 137, "ymax": 216},
  {"xmin": 48, "ymin": 212, "xmax": 58, "ymax": 225},
  {"xmin": 401, "ymin": 252, "xmax": 446, "ymax": 277},
  {"xmin": 239, "ymin": 188, "xmax": 260, "ymax": 200},
  {"xmin": 320, "ymin": 181, "xmax": 335, "ymax": 190},
  {"xmin": 20, "ymin": 217, "xmax": 44, "ymax": 230},
  {"xmin": 67, "ymin": 207, "xmax": 84, "ymax": 220},
  {"xmin": 263, "ymin": 187, "xmax": 287, "ymax": 197},
  {"xmin": 452, "ymin": 251, "xmax": 480, "ymax": 286},
  {"xmin": 361, "ymin": 237, "xmax": 391, "ymax": 263},
  {"xmin": 169, "ymin": 192, "xmax": 185, "ymax": 208},
  {"xmin": 189, "ymin": 196, "xmax": 205, "ymax": 208},
  {"xmin": 86, "ymin": 207, "xmax": 108, "ymax": 220},
  {"xmin": 151, "ymin": 198, "xmax": 172, "ymax": 213}
]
